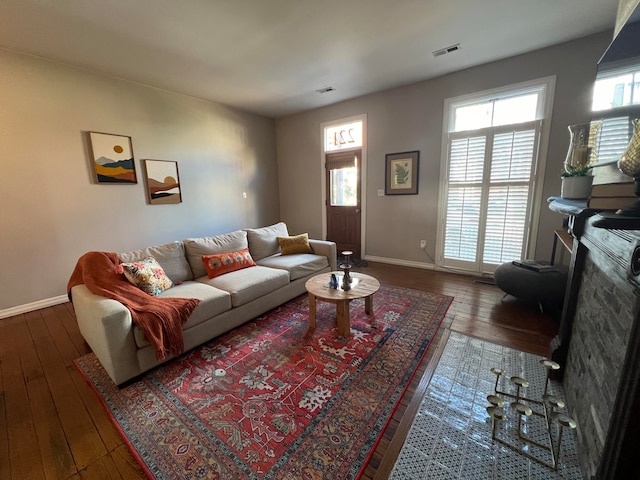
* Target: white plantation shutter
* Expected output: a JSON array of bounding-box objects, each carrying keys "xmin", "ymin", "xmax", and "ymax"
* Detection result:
[
  {"xmin": 444, "ymin": 187, "xmax": 482, "ymax": 260},
  {"xmin": 484, "ymin": 185, "xmax": 529, "ymax": 263},
  {"xmin": 483, "ymin": 127, "xmax": 537, "ymax": 265},
  {"xmin": 444, "ymin": 136, "xmax": 485, "ymax": 262},
  {"xmin": 442, "ymin": 121, "xmax": 540, "ymax": 270},
  {"xmin": 593, "ymin": 116, "xmax": 634, "ymax": 163}
]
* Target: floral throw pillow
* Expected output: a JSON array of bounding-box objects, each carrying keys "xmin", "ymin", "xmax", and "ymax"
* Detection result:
[
  {"xmin": 121, "ymin": 256, "xmax": 174, "ymax": 296},
  {"xmin": 202, "ymin": 248, "xmax": 256, "ymax": 279}
]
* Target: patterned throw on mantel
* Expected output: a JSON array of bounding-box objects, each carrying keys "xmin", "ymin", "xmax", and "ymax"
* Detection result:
[{"xmin": 75, "ymin": 285, "xmax": 452, "ymax": 479}]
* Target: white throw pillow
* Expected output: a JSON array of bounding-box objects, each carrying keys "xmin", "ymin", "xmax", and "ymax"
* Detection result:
[
  {"xmin": 245, "ymin": 222, "xmax": 289, "ymax": 260},
  {"xmin": 183, "ymin": 230, "xmax": 249, "ymax": 278},
  {"xmin": 119, "ymin": 241, "xmax": 193, "ymax": 284}
]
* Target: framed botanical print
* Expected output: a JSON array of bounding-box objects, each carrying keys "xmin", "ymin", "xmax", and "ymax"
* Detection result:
[
  {"xmin": 385, "ymin": 151, "xmax": 419, "ymax": 195},
  {"xmin": 88, "ymin": 132, "xmax": 137, "ymax": 184}
]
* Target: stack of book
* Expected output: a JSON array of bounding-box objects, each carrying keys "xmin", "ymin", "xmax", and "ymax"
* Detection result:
[{"xmin": 587, "ymin": 181, "xmax": 636, "ymax": 210}]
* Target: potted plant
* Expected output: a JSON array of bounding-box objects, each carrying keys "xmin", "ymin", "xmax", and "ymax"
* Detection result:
[{"xmin": 561, "ymin": 163, "xmax": 593, "ymax": 199}]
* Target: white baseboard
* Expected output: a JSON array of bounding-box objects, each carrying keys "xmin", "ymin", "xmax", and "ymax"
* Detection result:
[
  {"xmin": 363, "ymin": 255, "xmax": 437, "ymax": 270},
  {"xmin": 0, "ymin": 294, "xmax": 69, "ymax": 320},
  {"xmin": 363, "ymin": 255, "xmax": 484, "ymax": 277}
]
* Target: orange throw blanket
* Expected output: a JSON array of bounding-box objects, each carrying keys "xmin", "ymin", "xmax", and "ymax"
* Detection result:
[{"xmin": 67, "ymin": 251, "xmax": 200, "ymax": 360}]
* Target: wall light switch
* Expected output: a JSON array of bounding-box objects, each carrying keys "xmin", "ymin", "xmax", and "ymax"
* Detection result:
[
  {"xmin": 242, "ymin": 192, "xmax": 247, "ymax": 199},
  {"xmin": 378, "ymin": 189, "xmax": 385, "ymax": 196}
]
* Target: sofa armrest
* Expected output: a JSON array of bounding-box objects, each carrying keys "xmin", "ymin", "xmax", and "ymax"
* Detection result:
[
  {"xmin": 309, "ymin": 239, "xmax": 337, "ymax": 271},
  {"xmin": 71, "ymin": 284, "xmax": 142, "ymax": 385}
]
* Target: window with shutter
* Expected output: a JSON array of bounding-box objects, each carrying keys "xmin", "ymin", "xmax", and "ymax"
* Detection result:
[
  {"xmin": 437, "ymin": 79, "xmax": 552, "ymax": 273},
  {"xmin": 592, "ymin": 66, "xmax": 640, "ymax": 111},
  {"xmin": 589, "ymin": 62, "xmax": 640, "ymax": 185},
  {"xmin": 590, "ymin": 65, "xmax": 640, "ymax": 183}
]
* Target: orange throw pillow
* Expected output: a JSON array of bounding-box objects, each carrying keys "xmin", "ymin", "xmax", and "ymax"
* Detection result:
[
  {"xmin": 202, "ymin": 248, "xmax": 256, "ymax": 279},
  {"xmin": 277, "ymin": 233, "xmax": 313, "ymax": 255}
]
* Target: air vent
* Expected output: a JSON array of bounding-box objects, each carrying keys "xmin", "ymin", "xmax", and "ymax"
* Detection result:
[
  {"xmin": 315, "ymin": 87, "xmax": 336, "ymax": 94},
  {"xmin": 432, "ymin": 43, "xmax": 461, "ymax": 58}
]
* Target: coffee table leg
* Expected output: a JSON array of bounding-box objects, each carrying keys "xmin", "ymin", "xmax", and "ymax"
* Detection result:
[
  {"xmin": 308, "ymin": 293, "xmax": 316, "ymax": 329},
  {"xmin": 336, "ymin": 300, "xmax": 350, "ymax": 338},
  {"xmin": 365, "ymin": 295, "xmax": 374, "ymax": 315}
]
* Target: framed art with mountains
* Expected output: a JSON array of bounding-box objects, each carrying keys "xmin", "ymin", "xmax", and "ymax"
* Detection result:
[
  {"xmin": 385, "ymin": 150, "xmax": 419, "ymax": 195},
  {"xmin": 143, "ymin": 159, "xmax": 182, "ymax": 204},
  {"xmin": 88, "ymin": 132, "xmax": 137, "ymax": 184}
]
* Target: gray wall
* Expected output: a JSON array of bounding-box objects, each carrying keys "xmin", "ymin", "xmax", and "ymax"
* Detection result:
[
  {"xmin": 0, "ymin": 49, "xmax": 279, "ymax": 312},
  {"xmin": 0, "ymin": 31, "xmax": 614, "ymax": 313},
  {"xmin": 276, "ymin": 32, "xmax": 612, "ymax": 269}
]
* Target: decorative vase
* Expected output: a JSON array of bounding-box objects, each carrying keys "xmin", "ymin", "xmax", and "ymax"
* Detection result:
[
  {"xmin": 561, "ymin": 175, "xmax": 593, "ymax": 199},
  {"xmin": 564, "ymin": 123, "xmax": 592, "ymax": 174},
  {"xmin": 618, "ymin": 119, "xmax": 640, "ymax": 177},
  {"xmin": 614, "ymin": 118, "xmax": 640, "ymax": 217}
]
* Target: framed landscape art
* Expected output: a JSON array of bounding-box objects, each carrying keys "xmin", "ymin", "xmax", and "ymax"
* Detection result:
[
  {"xmin": 143, "ymin": 159, "xmax": 182, "ymax": 204},
  {"xmin": 88, "ymin": 132, "xmax": 137, "ymax": 184},
  {"xmin": 385, "ymin": 150, "xmax": 419, "ymax": 195}
]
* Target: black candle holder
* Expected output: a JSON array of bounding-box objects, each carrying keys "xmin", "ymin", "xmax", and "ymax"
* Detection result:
[{"xmin": 340, "ymin": 250, "xmax": 353, "ymax": 291}]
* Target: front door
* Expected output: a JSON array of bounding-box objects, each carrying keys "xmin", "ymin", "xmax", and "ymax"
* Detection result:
[{"xmin": 326, "ymin": 149, "xmax": 361, "ymax": 259}]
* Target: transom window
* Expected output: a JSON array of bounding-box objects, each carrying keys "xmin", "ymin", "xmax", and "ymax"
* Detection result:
[
  {"xmin": 592, "ymin": 67, "xmax": 640, "ymax": 111},
  {"xmin": 453, "ymin": 92, "xmax": 540, "ymax": 132},
  {"xmin": 324, "ymin": 121, "xmax": 363, "ymax": 152}
]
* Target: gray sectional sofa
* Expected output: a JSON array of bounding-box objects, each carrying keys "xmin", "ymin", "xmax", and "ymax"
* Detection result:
[{"xmin": 71, "ymin": 222, "xmax": 337, "ymax": 385}]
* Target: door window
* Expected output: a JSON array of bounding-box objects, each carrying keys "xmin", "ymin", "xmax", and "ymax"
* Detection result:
[{"xmin": 330, "ymin": 164, "xmax": 358, "ymax": 206}]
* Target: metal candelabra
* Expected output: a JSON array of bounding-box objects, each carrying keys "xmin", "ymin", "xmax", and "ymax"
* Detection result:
[{"xmin": 485, "ymin": 359, "xmax": 577, "ymax": 470}]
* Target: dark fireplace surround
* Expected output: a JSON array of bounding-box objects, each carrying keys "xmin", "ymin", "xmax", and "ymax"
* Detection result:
[
  {"xmin": 551, "ymin": 213, "xmax": 640, "ymax": 479},
  {"xmin": 549, "ymin": 7, "xmax": 640, "ymax": 478}
]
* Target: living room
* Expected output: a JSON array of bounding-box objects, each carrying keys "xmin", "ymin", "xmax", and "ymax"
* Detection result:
[
  {"xmin": 1, "ymin": 1, "xmax": 637, "ymax": 479},
  {"xmin": 0, "ymin": 2, "xmax": 617, "ymax": 316}
]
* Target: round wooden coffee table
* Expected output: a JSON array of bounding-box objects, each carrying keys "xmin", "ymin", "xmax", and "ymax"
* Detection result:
[{"xmin": 305, "ymin": 271, "xmax": 380, "ymax": 338}]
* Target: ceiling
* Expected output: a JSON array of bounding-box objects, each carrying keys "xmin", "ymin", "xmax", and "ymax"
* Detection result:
[{"xmin": 0, "ymin": 0, "xmax": 619, "ymax": 118}]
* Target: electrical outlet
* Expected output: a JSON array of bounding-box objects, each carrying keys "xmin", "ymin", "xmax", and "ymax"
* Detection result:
[
  {"xmin": 377, "ymin": 189, "xmax": 385, "ymax": 196},
  {"xmin": 420, "ymin": 240, "xmax": 426, "ymax": 248}
]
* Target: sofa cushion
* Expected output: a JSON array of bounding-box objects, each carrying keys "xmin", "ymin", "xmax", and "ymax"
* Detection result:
[
  {"xmin": 132, "ymin": 281, "xmax": 232, "ymax": 348},
  {"xmin": 196, "ymin": 265, "xmax": 289, "ymax": 307},
  {"xmin": 277, "ymin": 233, "xmax": 313, "ymax": 255},
  {"xmin": 245, "ymin": 222, "xmax": 289, "ymax": 260},
  {"xmin": 257, "ymin": 253, "xmax": 329, "ymax": 281},
  {"xmin": 121, "ymin": 256, "xmax": 174, "ymax": 296},
  {"xmin": 202, "ymin": 248, "xmax": 256, "ymax": 278},
  {"xmin": 184, "ymin": 230, "xmax": 248, "ymax": 278},
  {"xmin": 119, "ymin": 241, "xmax": 193, "ymax": 283}
]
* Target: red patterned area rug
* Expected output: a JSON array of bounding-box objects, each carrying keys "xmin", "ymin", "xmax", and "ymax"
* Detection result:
[{"xmin": 75, "ymin": 284, "xmax": 452, "ymax": 479}]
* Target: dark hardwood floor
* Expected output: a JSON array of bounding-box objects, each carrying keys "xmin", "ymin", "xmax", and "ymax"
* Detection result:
[{"xmin": 0, "ymin": 262, "xmax": 558, "ymax": 479}]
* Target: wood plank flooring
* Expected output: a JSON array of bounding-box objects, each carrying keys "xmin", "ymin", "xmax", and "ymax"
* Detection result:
[{"xmin": 0, "ymin": 262, "xmax": 558, "ymax": 479}]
